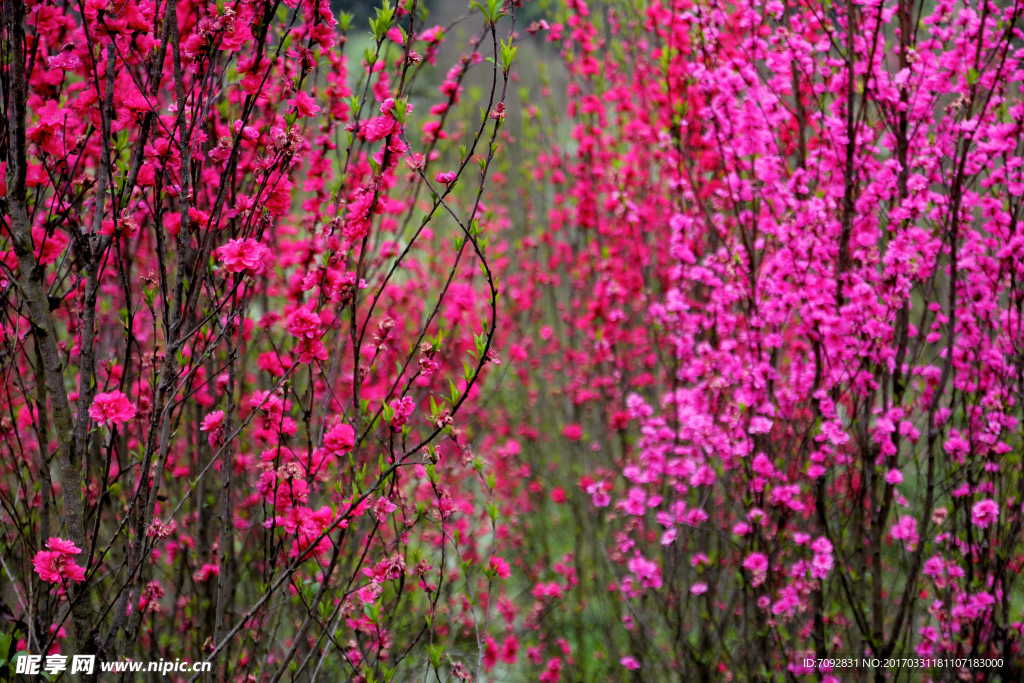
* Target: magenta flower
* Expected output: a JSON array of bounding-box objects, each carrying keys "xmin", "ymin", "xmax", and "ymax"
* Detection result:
[
  {"xmin": 923, "ymin": 556, "xmax": 945, "ymax": 579},
  {"xmin": 627, "ymin": 554, "xmax": 662, "ymax": 590},
  {"xmin": 743, "ymin": 552, "xmax": 769, "ymax": 587},
  {"xmin": 971, "ymin": 499, "xmax": 999, "ymax": 529},
  {"xmin": 218, "ymin": 238, "xmax": 270, "ymax": 275},
  {"xmin": 490, "ymin": 556, "xmax": 511, "ymax": 580},
  {"xmin": 891, "ymin": 515, "xmax": 919, "ymax": 550},
  {"xmin": 620, "ymin": 656, "xmax": 640, "ymax": 670},
  {"xmin": 562, "ymin": 423, "xmax": 583, "ymax": 441},
  {"xmin": 810, "ymin": 541, "xmax": 835, "ymax": 578},
  {"xmin": 499, "ymin": 636, "xmax": 519, "ymax": 664},
  {"xmin": 357, "ymin": 583, "xmax": 382, "ymax": 603},
  {"xmin": 47, "ymin": 52, "xmax": 80, "ymax": 70},
  {"xmin": 47, "ymin": 537, "xmax": 81, "ymax": 555},
  {"xmin": 88, "ymin": 391, "xmax": 137, "ymax": 426},
  {"xmin": 436, "ymin": 488, "xmax": 458, "ymax": 519},
  {"xmin": 419, "ymin": 25, "xmax": 444, "ymax": 44},
  {"xmin": 286, "ymin": 90, "xmax": 321, "ymax": 118},
  {"xmin": 435, "ymin": 171, "xmax": 457, "ymax": 184},
  {"xmin": 811, "ymin": 551, "xmax": 834, "ymax": 579},
  {"xmin": 389, "ymin": 396, "xmax": 416, "ymax": 429},
  {"xmin": 32, "ymin": 226, "xmax": 69, "ymax": 265},
  {"xmin": 361, "ymin": 116, "xmax": 396, "ymax": 142},
  {"xmin": 323, "ymin": 423, "xmax": 355, "ymax": 454},
  {"xmin": 286, "ymin": 303, "xmax": 322, "ymax": 339},
  {"xmin": 200, "ymin": 410, "xmax": 225, "ymax": 432},
  {"xmin": 193, "ymin": 564, "xmax": 220, "ymax": 582},
  {"xmin": 371, "ymin": 496, "xmax": 397, "ymax": 523},
  {"xmin": 810, "ymin": 537, "xmax": 833, "ymax": 555},
  {"xmin": 200, "ymin": 410, "xmax": 226, "ymax": 447},
  {"xmin": 33, "ymin": 538, "xmax": 86, "ymax": 584}
]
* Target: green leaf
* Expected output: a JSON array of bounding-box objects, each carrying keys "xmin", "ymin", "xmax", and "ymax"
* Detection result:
[
  {"xmin": 0, "ymin": 633, "xmax": 13, "ymax": 667},
  {"xmin": 500, "ymin": 38, "xmax": 518, "ymax": 73}
]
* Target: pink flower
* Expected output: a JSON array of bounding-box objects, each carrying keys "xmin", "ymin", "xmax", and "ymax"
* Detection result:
[
  {"xmin": 971, "ymin": 499, "xmax": 999, "ymax": 529},
  {"xmin": 187, "ymin": 207, "xmax": 210, "ymax": 230},
  {"xmin": 810, "ymin": 537, "xmax": 833, "ymax": 555},
  {"xmin": 562, "ymin": 423, "xmax": 583, "ymax": 441},
  {"xmin": 371, "ymin": 496, "xmax": 397, "ymax": 523},
  {"xmin": 435, "ymin": 171, "xmax": 457, "ymax": 184},
  {"xmin": 923, "ymin": 556, "xmax": 945, "ymax": 578},
  {"xmin": 743, "ymin": 552, "xmax": 769, "ymax": 587},
  {"xmin": 287, "ymin": 90, "xmax": 321, "ymax": 118},
  {"xmin": 482, "ymin": 635, "xmax": 498, "ymax": 672},
  {"xmin": 33, "ymin": 538, "xmax": 86, "ymax": 584},
  {"xmin": 538, "ymin": 658, "xmax": 562, "ymax": 683},
  {"xmin": 891, "ymin": 515, "xmax": 919, "ymax": 549},
  {"xmin": 490, "ymin": 556, "xmax": 511, "ymax": 579},
  {"xmin": 89, "ymin": 391, "xmax": 137, "ymax": 425},
  {"xmin": 100, "ymin": 212, "xmax": 140, "ymax": 238},
  {"xmin": 323, "ymin": 422, "xmax": 355, "ymax": 454},
  {"xmin": 389, "ymin": 396, "xmax": 416, "ymax": 428},
  {"xmin": 620, "ymin": 656, "xmax": 640, "ymax": 670},
  {"xmin": 357, "ymin": 583, "xmax": 382, "ymax": 603},
  {"xmin": 218, "ymin": 238, "xmax": 270, "ymax": 275},
  {"xmin": 32, "ymin": 226, "xmax": 69, "ymax": 265},
  {"xmin": 362, "ymin": 116, "xmax": 396, "ymax": 142},
  {"xmin": 550, "ymin": 488, "xmax": 567, "ymax": 504},
  {"xmin": 193, "ymin": 564, "xmax": 220, "ymax": 582},
  {"xmin": 627, "ymin": 554, "xmax": 662, "ymax": 590},
  {"xmin": 48, "ymin": 52, "xmax": 81, "ymax": 70},
  {"xmin": 287, "ymin": 302, "xmax": 322, "ymax": 339},
  {"xmin": 46, "ymin": 537, "xmax": 82, "ymax": 555},
  {"xmin": 499, "ymin": 636, "xmax": 519, "ymax": 664},
  {"xmin": 436, "ymin": 488, "xmax": 458, "ymax": 518},
  {"xmin": 419, "ymin": 25, "xmax": 444, "ymax": 43},
  {"xmin": 811, "ymin": 551, "xmax": 834, "ymax": 579},
  {"xmin": 885, "ymin": 469, "xmax": 904, "ymax": 486},
  {"xmin": 587, "ymin": 481, "xmax": 611, "ymax": 508},
  {"xmin": 295, "ymin": 338, "xmax": 328, "ymax": 365},
  {"xmin": 690, "ymin": 582, "xmax": 708, "ymax": 595},
  {"xmin": 200, "ymin": 410, "xmax": 226, "ymax": 447}
]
